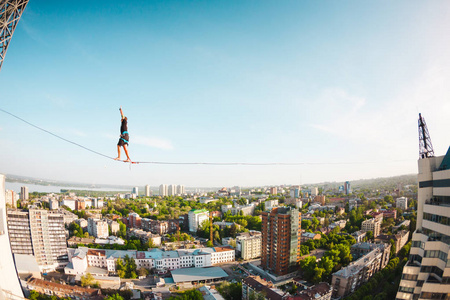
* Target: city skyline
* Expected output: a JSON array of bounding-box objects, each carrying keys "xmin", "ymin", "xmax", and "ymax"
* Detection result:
[{"xmin": 1, "ymin": 1, "xmax": 450, "ymax": 187}]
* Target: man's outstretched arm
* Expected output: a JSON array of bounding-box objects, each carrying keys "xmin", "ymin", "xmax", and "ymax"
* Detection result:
[{"xmin": 119, "ymin": 107, "xmax": 124, "ymax": 119}]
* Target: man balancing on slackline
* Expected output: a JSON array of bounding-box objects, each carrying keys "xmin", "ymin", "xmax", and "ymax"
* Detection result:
[{"xmin": 114, "ymin": 107, "xmax": 132, "ymax": 162}]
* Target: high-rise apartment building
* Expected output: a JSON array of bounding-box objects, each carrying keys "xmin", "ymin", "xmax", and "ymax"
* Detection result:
[
  {"xmin": 145, "ymin": 185, "xmax": 151, "ymax": 197},
  {"xmin": 168, "ymin": 184, "xmax": 176, "ymax": 196},
  {"xmin": 132, "ymin": 186, "xmax": 139, "ymax": 195},
  {"xmin": 20, "ymin": 186, "xmax": 29, "ymax": 200},
  {"xmin": 159, "ymin": 184, "xmax": 168, "ymax": 197},
  {"xmin": 396, "ymin": 146, "xmax": 450, "ymax": 300},
  {"xmin": 261, "ymin": 207, "xmax": 301, "ymax": 276},
  {"xmin": 177, "ymin": 185, "xmax": 185, "ymax": 195},
  {"xmin": 396, "ymin": 197, "xmax": 408, "ymax": 210},
  {"xmin": 7, "ymin": 208, "xmax": 68, "ymax": 270},
  {"xmin": 344, "ymin": 181, "xmax": 351, "ymax": 195}
]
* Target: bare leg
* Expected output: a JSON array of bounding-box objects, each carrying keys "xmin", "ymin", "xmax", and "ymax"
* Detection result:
[
  {"xmin": 114, "ymin": 145, "xmax": 121, "ymax": 160},
  {"xmin": 123, "ymin": 144, "xmax": 131, "ymax": 162}
]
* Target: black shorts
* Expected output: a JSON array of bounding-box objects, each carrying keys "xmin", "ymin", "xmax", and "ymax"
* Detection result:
[{"xmin": 118, "ymin": 134, "xmax": 129, "ymax": 146}]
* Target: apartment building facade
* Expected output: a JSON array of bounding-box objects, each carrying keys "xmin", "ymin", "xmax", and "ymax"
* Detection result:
[
  {"xmin": 188, "ymin": 209, "xmax": 209, "ymax": 232},
  {"xmin": 331, "ymin": 247, "xmax": 387, "ymax": 298},
  {"xmin": 261, "ymin": 207, "xmax": 301, "ymax": 276},
  {"xmin": 396, "ymin": 148, "xmax": 450, "ymax": 300},
  {"xmin": 361, "ymin": 216, "xmax": 383, "ymax": 237},
  {"xmin": 7, "ymin": 209, "xmax": 68, "ymax": 271},
  {"xmin": 236, "ymin": 231, "xmax": 262, "ymax": 260}
]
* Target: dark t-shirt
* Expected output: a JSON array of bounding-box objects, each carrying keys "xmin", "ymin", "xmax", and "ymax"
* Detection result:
[{"xmin": 120, "ymin": 119, "xmax": 128, "ymax": 134}]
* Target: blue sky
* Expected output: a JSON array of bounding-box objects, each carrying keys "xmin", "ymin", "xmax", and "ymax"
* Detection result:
[{"xmin": 1, "ymin": 1, "xmax": 450, "ymax": 187}]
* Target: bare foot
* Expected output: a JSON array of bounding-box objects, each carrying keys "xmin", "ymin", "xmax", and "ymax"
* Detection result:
[
  {"xmin": 124, "ymin": 158, "xmax": 131, "ymax": 162},
  {"xmin": 114, "ymin": 157, "xmax": 121, "ymax": 161}
]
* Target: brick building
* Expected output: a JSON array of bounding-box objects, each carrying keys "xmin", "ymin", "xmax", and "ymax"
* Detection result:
[{"xmin": 261, "ymin": 207, "xmax": 301, "ymax": 276}]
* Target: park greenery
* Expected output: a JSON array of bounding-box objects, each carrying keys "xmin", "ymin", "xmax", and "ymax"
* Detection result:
[
  {"xmin": 298, "ymin": 231, "xmax": 356, "ymax": 283},
  {"xmin": 116, "ymin": 255, "xmax": 137, "ymax": 279},
  {"xmin": 167, "ymin": 289, "xmax": 203, "ymax": 300},
  {"xmin": 216, "ymin": 281, "xmax": 243, "ymax": 300}
]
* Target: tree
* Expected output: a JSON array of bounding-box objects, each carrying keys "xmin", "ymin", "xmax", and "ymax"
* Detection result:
[
  {"xmin": 137, "ymin": 268, "xmax": 149, "ymax": 277},
  {"xmin": 302, "ymin": 219, "xmax": 312, "ymax": 230},
  {"xmin": 105, "ymin": 294, "xmax": 124, "ymax": 300},
  {"xmin": 206, "ymin": 240, "xmax": 214, "ymax": 247},
  {"xmin": 366, "ymin": 230, "xmax": 374, "ymax": 241},
  {"xmin": 311, "ymin": 217, "xmax": 320, "ymax": 230},
  {"xmin": 81, "ymin": 273, "xmax": 95, "ymax": 287}
]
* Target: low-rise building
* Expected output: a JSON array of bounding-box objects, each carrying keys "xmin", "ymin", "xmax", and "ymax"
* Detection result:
[
  {"xmin": 265, "ymin": 199, "xmax": 279, "ymax": 211},
  {"xmin": 361, "ymin": 216, "xmax": 382, "ymax": 237},
  {"xmin": 381, "ymin": 209, "xmax": 397, "ymax": 219},
  {"xmin": 329, "ymin": 220, "xmax": 346, "ymax": 230},
  {"xmin": 188, "ymin": 209, "xmax": 209, "ymax": 232},
  {"xmin": 351, "ymin": 230, "xmax": 367, "ymax": 243},
  {"xmin": 65, "ymin": 246, "xmax": 235, "ymax": 275},
  {"xmin": 26, "ymin": 278, "xmax": 99, "ymax": 299},
  {"xmin": 74, "ymin": 218, "xmax": 88, "ymax": 230},
  {"xmin": 374, "ymin": 230, "xmax": 409, "ymax": 254},
  {"xmin": 242, "ymin": 276, "xmax": 285, "ymax": 300},
  {"xmin": 300, "ymin": 232, "xmax": 321, "ymax": 243},
  {"xmin": 128, "ymin": 228, "xmax": 161, "ymax": 246},
  {"xmin": 290, "ymin": 282, "xmax": 332, "ymax": 300}
]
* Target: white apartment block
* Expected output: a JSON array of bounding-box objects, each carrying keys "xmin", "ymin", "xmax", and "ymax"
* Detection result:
[
  {"xmin": 236, "ymin": 231, "xmax": 262, "ymax": 260},
  {"xmin": 361, "ymin": 216, "xmax": 382, "ymax": 237},
  {"xmin": 65, "ymin": 246, "xmax": 235, "ymax": 275},
  {"xmin": 188, "ymin": 209, "xmax": 209, "ymax": 232},
  {"xmin": 49, "ymin": 199, "xmax": 59, "ymax": 210},
  {"xmin": 396, "ymin": 148, "xmax": 450, "ymax": 300},
  {"xmin": 168, "ymin": 184, "xmax": 176, "ymax": 196},
  {"xmin": 5, "ymin": 189, "xmax": 17, "ymax": 206},
  {"xmin": 145, "ymin": 185, "xmax": 151, "ymax": 197},
  {"xmin": 396, "ymin": 197, "xmax": 408, "ymax": 210},
  {"xmin": 177, "ymin": 185, "xmax": 185, "ymax": 195},
  {"xmin": 87, "ymin": 218, "xmax": 109, "ymax": 238},
  {"xmin": 159, "ymin": 184, "xmax": 168, "ymax": 197},
  {"xmin": 265, "ymin": 199, "xmax": 279, "ymax": 211}
]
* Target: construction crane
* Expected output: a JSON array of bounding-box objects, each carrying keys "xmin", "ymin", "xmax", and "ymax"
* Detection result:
[
  {"xmin": 0, "ymin": 0, "xmax": 29, "ymax": 71},
  {"xmin": 209, "ymin": 211, "xmax": 213, "ymax": 245},
  {"xmin": 418, "ymin": 113, "xmax": 434, "ymax": 159}
]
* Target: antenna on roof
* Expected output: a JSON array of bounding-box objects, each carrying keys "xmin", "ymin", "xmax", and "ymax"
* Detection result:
[{"xmin": 418, "ymin": 113, "xmax": 434, "ymax": 159}]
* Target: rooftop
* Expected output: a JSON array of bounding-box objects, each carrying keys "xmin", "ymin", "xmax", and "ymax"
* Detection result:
[
  {"xmin": 13, "ymin": 254, "xmax": 40, "ymax": 274},
  {"xmin": 27, "ymin": 278, "xmax": 98, "ymax": 295},
  {"xmin": 171, "ymin": 267, "xmax": 228, "ymax": 283}
]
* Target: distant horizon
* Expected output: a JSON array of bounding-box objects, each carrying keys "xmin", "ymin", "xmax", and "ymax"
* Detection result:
[{"xmin": 3, "ymin": 172, "xmax": 417, "ymax": 192}]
